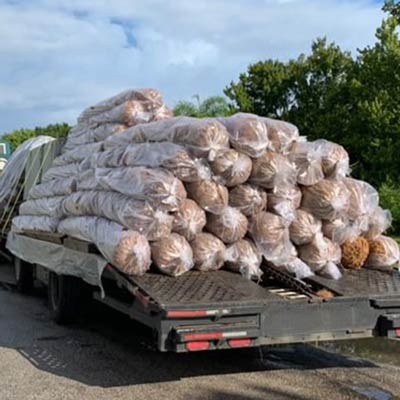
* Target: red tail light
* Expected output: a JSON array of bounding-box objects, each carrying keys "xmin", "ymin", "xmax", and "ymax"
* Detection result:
[
  {"xmin": 228, "ymin": 338, "xmax": 252, "ymax": 348},
  {"xmin": 186, "ymin": 341, "xmax": 210, "ymax": 351},
  {"xmin": 396, "ymin": 328, "xmax": 400, "ymax": 337}
]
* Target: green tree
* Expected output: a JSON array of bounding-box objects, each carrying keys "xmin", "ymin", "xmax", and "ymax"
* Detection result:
[
  {"xmin": 225, "ymin": 1, "xmax": 400, "ymax": 188},
  {"xmin": 174, "ymin": 95, "xmax": 232, "ymax": 117},
  {"xmin": 2, "ymin": 123, "xmax": 71, "ymax": 151}
]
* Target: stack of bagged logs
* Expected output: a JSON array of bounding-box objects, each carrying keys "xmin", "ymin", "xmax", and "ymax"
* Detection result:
[{"xmin": 12, "ymin": 89, "xmax": 400, "ymax": 279}]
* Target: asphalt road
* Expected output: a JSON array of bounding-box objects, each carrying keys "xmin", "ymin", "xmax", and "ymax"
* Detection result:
[{"xmin": 1, "ymin": 284, "xmax": 400, "ymax": 400}]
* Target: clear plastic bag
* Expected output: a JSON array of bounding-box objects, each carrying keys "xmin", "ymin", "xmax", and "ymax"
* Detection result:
[
  {"xmin": 210, "ymin": 149, "xmax": 252, "ymax": 187},
  {"xmin": 289, "ymin": 141, "xmax": 324, "ymax": 186},
  {"xmin": 289, "ymin": 209, "xmax": 322, "ymax": 245},
  {"xmin": 191, "ymin": 232, "xmax": 226, "ymax": 271},
  {"xmin": 185, "ymin": 179, "xmax": 229, "ymax": 214},
  {"xmin": 53, "ymin": 143, "xmax": 103, "ymax": 166},
  {"xmin": 365, "ymin": 235, "xmax": 400, "ymax": 268},
  {"xmin": 58, "ymin": 216, "xmax": 151, "ymax": 276},
  {"xmin": 11, "ymin": 215, "xmax": 59, "ymax": 233},
  {"xmin": 322, "ymin": 217, "xmax": 363, "ymax": 245},
  {"xmin": 218, "ymin": 113, "xmax": 269, "ymax": 158},
  {"xmin": 78, "ymin": 89, "xmax": 165, "ymax": 123},
  {"xmin": 343, "ymin": 178, "xmax": 379, "ymax": 220},
  {"xmin": 363, "ymin": 207, "xmax": 392, "ymax": 240},
  {"xmin": 301, "ymin": 179, "xmax": 350, "ymax": 221},
  {"xmin": 151, "ymin": 233, "xmax": 194, "ymax": 276},
  {"xmin": 93, "ymin": 167, "xmax": 187, "ymax": 212},
  {"xmin": 104, "ymin": 117, "xmax": 230, "ymax": 161},
  {"xmin": 62, "ymin": 190, "xmax": 173, "ymax": 241},
  {"xmin": 259, "ymin": 117, "xmax": 300, "ymax": 154},
  {"xmin": 275, "ymin": 257, "xmax": 314, "ymax": 279},
  {"xmin": 228, "ymin": 184, "xmax": 267, "ymax": 217},
  {"xmin": 297, "ymin": 233, "xmax": 342, "ymax": 279},
  {"xmin": 42, "ymin": 163, "xmax": 80, "ymax": 182},
  {"xmin": 172, "ymin": 199, "xmax": 206, "ymax": 241},
  {"xmin": 248, "ymin": 211, "xmax": 294, "ymax": 263},
  {"xmin": 268, "ymin": 185, "xmax": 302, "ymax": 222},
  {"xmin": 314, "ymin": 139, "xmax": 350, "ymax": 178},
  {"xmin": 62, "ymin": 123, "xmax": 126, "ymax": 152},
  {"xmin": 224, "ymin": 239, "xmax": 263, "ymax": 280},
  {"xmin": 19, "ymin": 197, "xmax": 65, "ymax": 218},
  {"xmin": 82, "ymin": 100, "xmax": 157, "ymax": 127},
  {"xmin": 94, "ymin": 142, "xmax": 209, "ymax": 183},
  {"xmin": 206, "ymin": 206, "xmax": 248, "ymax": 244},
  {"xmin": 28, "ymin": 178, "xmax": 76, "ymax": 200},
  {"xmin": 250, "ymin": 150, "xmax": 297, "ymax": 189}
]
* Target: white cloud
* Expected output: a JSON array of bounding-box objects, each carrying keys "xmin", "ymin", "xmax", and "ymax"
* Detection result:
[{"xmin": 0, "ymin": 0, "xmax": 385, "ymax": 133}]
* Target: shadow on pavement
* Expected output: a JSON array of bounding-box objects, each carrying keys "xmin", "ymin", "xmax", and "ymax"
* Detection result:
[{"xmin": 1, "ymin": 285, "xmax": 377, "ymax": 388}]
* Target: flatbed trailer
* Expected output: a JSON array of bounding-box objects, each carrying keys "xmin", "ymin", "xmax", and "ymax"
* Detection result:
[
  {"xmin": 4, "ymin": 231, "xmax": 400, "ymax": 353},
  {"xmin": 1, "ymin": 139, "xmax": 400, "ymax": 353}
]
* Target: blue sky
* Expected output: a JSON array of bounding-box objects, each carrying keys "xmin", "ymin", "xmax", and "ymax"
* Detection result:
[{"xmin": 0, "ymin": 0, "xmax": 387, "ymax": 133}]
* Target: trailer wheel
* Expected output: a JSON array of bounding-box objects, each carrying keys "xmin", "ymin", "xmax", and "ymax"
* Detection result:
[
  {"xmin": 14, "ymin": 257, "xmax": 34, "ymax": 294},
  {"xmin": 48, "ymin": 272, "xmax": 89, "ymax": 324}
]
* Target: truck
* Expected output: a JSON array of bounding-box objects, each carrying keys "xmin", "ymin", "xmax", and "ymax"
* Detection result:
[{"xmin": 0, "ymin": 138, "xmax": 399, "ymax": 352}]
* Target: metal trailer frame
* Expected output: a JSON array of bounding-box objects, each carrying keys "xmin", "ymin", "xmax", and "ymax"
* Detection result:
[{"xmin": 15, "ymin": 233, "xmax": 400, "ymax": 353}]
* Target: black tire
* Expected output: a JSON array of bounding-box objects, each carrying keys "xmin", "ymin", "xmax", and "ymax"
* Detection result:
[
  {"xmin": 48, "ymin": 272, "xmax": 90, "ymax": 324},
  {"xmin": 14, "ymin": 257, "xmax": 34, "ymax": 294}
]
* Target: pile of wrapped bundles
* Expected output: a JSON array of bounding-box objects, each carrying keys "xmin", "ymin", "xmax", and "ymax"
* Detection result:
[{"xmin": 12, "ymin": 89, "xmax": 400, "ymax": 280}]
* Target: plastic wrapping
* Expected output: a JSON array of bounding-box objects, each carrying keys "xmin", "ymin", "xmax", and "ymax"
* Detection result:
[
  {"xmin": 58, "ymin": 216, "xmax": 151, "ymax": 276},
  {"xmin": 343, "ymin": 178, "xmax": 379, "ymax": 220},
  {"xmin": 62, "ymin": 123, "xmax": 126, "ymax": 152},
  {"xmin": 42, "ymin": 163, "xmax": 80, "ymax": 182},
  {"xmin": 229, "ymin": 184, "xmax": 267, "ymax": 217},
  {"xmin": 151, "ymin": 233, "xmax": 194, "ymax": 276},
  {"xmin": 248, "ymin": 211, "xmax": 294, "ymax": 263},
  {"xmin": 322, "ymin": 217, "xmax": 364, "ymax": 245},
  {"xmin": 185, "ymin": 180, "xmax": 229, "ymax": 214},
  {"xmin": 290, "ymin": 209, "xmax": 322, "ymax": 245},
  {"xmin": 93, "ymin": 142, "xmax": 208, "ymax": 183},
  {"xmin": 78, "ymin": 89, "xmax": 165, "ymax": 123},
  {"xmin": 28, "ymin": 178, "xmax": 76, "ymax": 200},
  {"xmin": 297, "ymin": 233, "xmax": 342, "ymax": 279},
  {"xmin": 82, "ymin": 100, "xmax": 157, "ymax": 127},
  {"xmin": 301, "ymin": 179, "xmax": 350, "ymax": 221},
  {"xmin": 53, "ymin": 142, "xmax": 103, "ymax": 166},
  {"xmin": 92, "ymin": 167, "xmax": 187, "ymax": 212},
  {"xmin": 19, "ymin": 197, "xmax": 65, "ymax": 218},
  {"xmin": 218, "ymin": 114, "xmax": 269, "ymax": 158},
  {"xmin": 224, "ymin": 239, "xmax": 262, "ymax": 280},
  {"xmin": 363, "ymin": 207, "xmax": 392, "ymax": 240},
  {"xmin": 365, "ymin": 235, "xmax": 400, "ymax": 268},
  {"xmin": 191, "ymin": 232, "xmax": 226, "ymax": 271},
  {"xmin": 274, "ymin": 257, "xmax": 314, "ymax": 279},
  {"xmin": 11, "ymin": 215, "xmax": 59, "ymax": 233},
  {"xmin": 104, "ymin": 117, "xmax": 230, "ymax": 161},
  {"xmin": 250, "ymin": 150, "xmax": 297, "ymax": 189},
  {"xmin": 62, "ymin": 190, "xmax": 173, "ymax": 241},
  {"xmin": 172, "ymin": 199, "xmax": 206, "ymax": 241},
  {"xmin": 341, "ymin": 237, "xmax": 370, "ymax": 270},
  {"xmin": 0, "ymin": 136, "xmax": 55, "ymax": 208},
  {"xmin": 206, "ymin": 206, "xmax": 248, "ymax": 244},
  {"xmin": 289, "ymin": 141, "xmax": 324, "ymax": 186},
  {"xmin": 210, "ymin": 149, "xmax": 252, "ymax": 187},
  {"xmin": 315, "ymin": 139, "xmax": 350, "ymax": 178},
  {"xmin": 267, "ymin": 185, "xmax": 302, "ymax": 222},
  {"xmin": 259, "ymin": 117, "xmax": 299, "ymax": 154}
]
